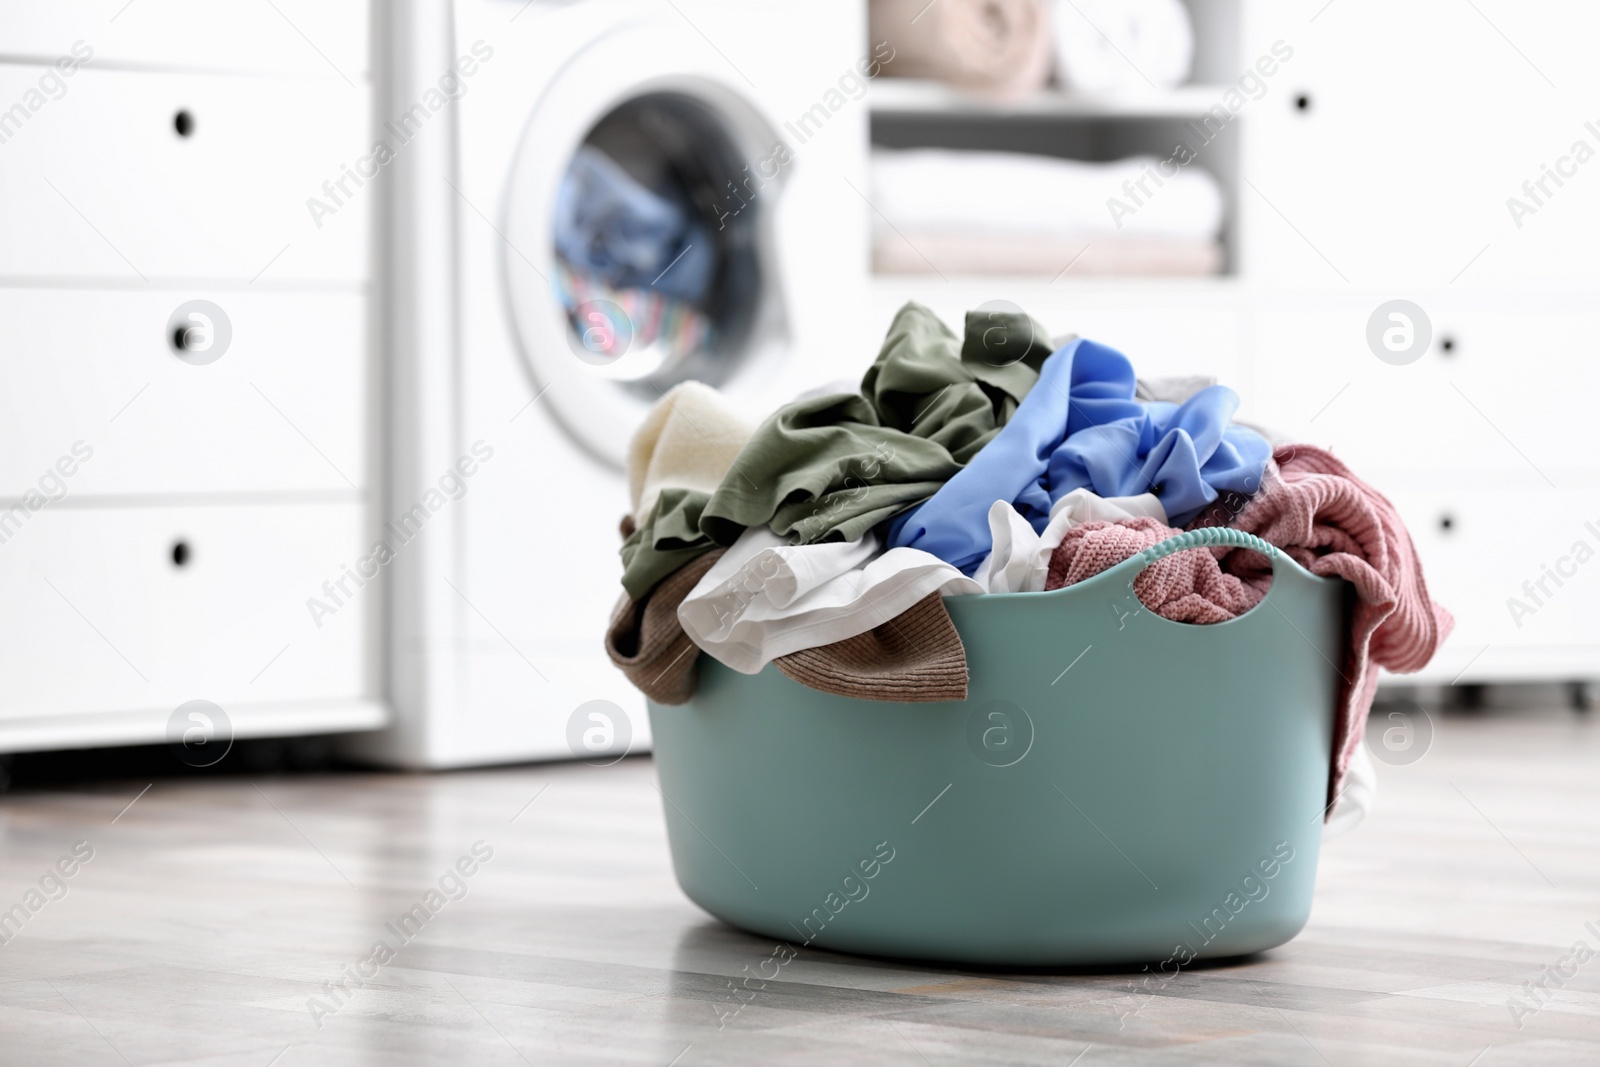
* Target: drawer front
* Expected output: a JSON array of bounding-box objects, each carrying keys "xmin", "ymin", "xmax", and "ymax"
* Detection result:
[
  {"xmin": 0, "ymin": 504, "xmax": 372, "ymax": 718},
  {"xmin": 1386, "ymin": 487, "xmax": 1600, "ymax": 661},
  {"xmin": 0, "ymin": 289, "xmax": 368, "ymax": 497},
  {"xmin": 0, "ymin": 67, "xmax": 368, "ymax": 282},
  {"xmin": 1241, "ymin": 0, "xmax": 1600, "ymax": 288},
  {"xmin": 0, "ymin": 0, "xmax": 369, "ymax": 80},
  {"xmin": 1244, "ymin": 297, "xmax": 1596, "ymax": 487}
]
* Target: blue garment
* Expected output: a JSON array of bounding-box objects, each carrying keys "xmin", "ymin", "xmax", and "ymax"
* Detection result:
[
  {"xmin": 553, "ymin": 146, "xmax": 715, "ymax": 304},
  {"xmin": 886, "ymin": 338, "xmax": 1270, "ymax": 573}
]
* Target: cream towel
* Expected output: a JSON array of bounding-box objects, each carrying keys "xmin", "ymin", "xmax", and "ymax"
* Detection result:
[
  {"xmin": 869, "ymin": 0, "xmax": 1054, "ymax": 101},
  {"xmin": 627, "ymin": 381, "xmax": 757, "ymax": 521}
]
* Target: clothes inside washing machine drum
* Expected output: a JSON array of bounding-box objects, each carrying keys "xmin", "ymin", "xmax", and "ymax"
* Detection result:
[
  {"xmin": 553, "ymin": 145, "xmax": 715, "ymax": 304},
  {"xmin": 554, "ymin": 261, "xmax": 713, "ymax": 363},
  {"xmin": 647, "ymin": 528, "xmax": 1347, "ymax": 967}
]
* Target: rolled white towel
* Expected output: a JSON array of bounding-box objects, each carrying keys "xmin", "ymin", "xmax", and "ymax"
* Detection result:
[
  {"xmin": 870, "ymin": 148, "xmax": 1223, "ymax": 240},
  {"xmin": 1053, "ymin": 0, "xmax": 1193, "ymax": 95}
]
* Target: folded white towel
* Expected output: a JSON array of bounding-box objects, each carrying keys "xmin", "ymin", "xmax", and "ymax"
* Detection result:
[
  {"xmin": 1052, "ymin": 0, "xmax": 1193, "ymax": 95},
  {"xmin": 873, "ymin": 231, "xmax": 1222, "ymax": 276},
  {"xmin": 870, "ymin": 149, "xmax": 1223, "ymax": 241}
]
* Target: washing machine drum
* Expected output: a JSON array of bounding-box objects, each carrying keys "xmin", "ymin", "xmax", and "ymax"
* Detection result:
[{"xmin": 504, "ymin": 27, "xmax": 790, "ymax": 470}]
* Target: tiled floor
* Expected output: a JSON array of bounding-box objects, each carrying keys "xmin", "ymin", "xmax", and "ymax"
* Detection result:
[{"xmin": 0, "ymin": 703, "xmax": 1596, "ymax": 1065}]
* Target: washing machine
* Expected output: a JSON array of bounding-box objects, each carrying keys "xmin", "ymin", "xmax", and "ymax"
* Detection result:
[{"xmin": 353, "ymin": 0, "xmax": 872, "ymax": 767}]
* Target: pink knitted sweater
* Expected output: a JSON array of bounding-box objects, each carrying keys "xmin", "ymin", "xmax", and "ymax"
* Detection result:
[{"xmin": 1045, "ymin": 444, "xmax": 1453, "ymax": 812}]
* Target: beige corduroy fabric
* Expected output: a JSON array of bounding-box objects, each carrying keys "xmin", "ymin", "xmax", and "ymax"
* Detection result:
[
  {"xmin": 774, "ymin": 593, "xmax": 968, "ymax": 702},
  {"xmin": 627, "ymin": 381, "xmax": 757, "ymax": 522}
]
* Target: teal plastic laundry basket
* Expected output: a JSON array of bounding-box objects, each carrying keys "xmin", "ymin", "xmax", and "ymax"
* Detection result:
[{"xmin": 648, "ymin": 528, "xmax": 1348, "ymax": 966}]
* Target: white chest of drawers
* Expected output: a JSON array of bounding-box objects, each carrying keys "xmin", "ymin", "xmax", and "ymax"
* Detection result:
[{"xmin": 0, "ymin": 0, "xmax": 385, "ymax": 752}]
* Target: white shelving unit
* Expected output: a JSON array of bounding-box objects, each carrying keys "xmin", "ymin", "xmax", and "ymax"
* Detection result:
[
  {"xmin": 867, "ymin": 0, "xmax": 1247, "ymax": 285},
  {"xmin": 865, "ymin": 0, "xmax": 1600, "ymax": 689}
]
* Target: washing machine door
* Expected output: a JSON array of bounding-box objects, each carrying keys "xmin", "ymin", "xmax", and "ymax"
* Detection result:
[{"xmin": 503, "ymin": 19, "xmax": 791, "ymax": 470}]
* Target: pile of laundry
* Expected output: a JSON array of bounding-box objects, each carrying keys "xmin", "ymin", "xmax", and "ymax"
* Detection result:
[
  {"xmin": 553, "ymin": 145, "xmax": 716, "ymax": 361},
  {"xmin": 606, "ymin": 302, "xmax": 1453, "ymax": 822}
]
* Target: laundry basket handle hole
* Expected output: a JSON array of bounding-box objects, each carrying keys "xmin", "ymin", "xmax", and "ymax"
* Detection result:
[{"xmin": 1107, "ymin": 527, "xmax": 1285, "ymax": 626}]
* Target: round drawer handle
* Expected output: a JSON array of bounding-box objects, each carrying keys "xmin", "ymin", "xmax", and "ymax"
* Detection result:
[
  {"xmin": 171, "ymin": 540, "xmax": 192, "ymax": 567},
  {"xmin": 174, "ymin": 110, "xmax": 195, "ymax": 137},
  {"xmin": 166, "ymin": 300, "xmax": 233, "ymax": 365},
  {"xmin": 1439, "ymin": 335, "xmax": 1457, "ymax": 355},
  {"xmin": 1294, "ymin": 92, "xmax": 1312, "ymax": 113},
  {"xmin": 1438, "ymin": 514, "xmax": 1456, "ymax": 533}
]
